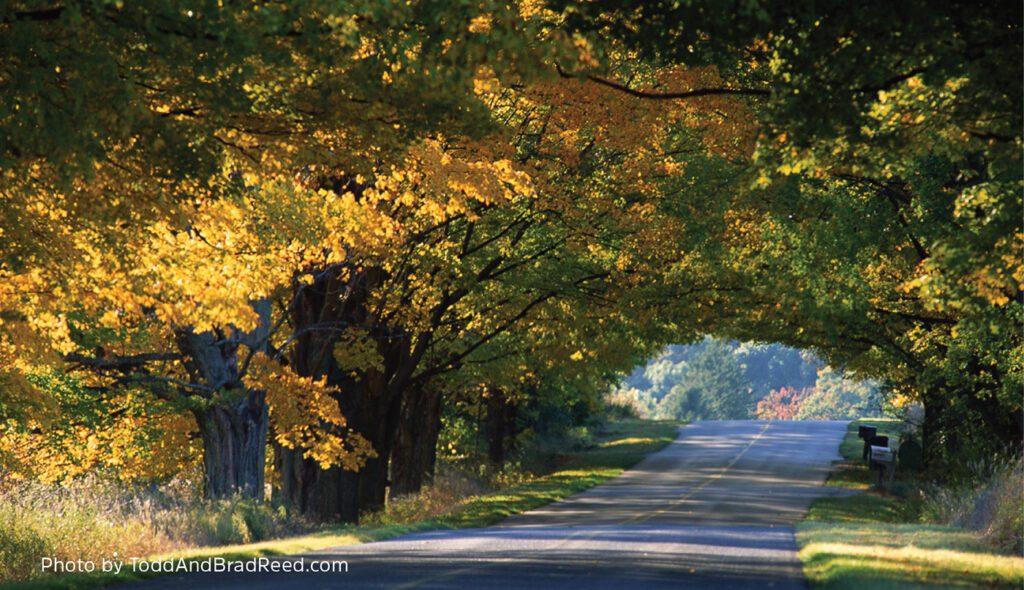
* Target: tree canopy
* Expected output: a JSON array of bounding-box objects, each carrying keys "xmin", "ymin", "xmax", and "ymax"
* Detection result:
[{"xmin": 0, "ymin": 0, "xmax": 1019, "ymax": 512}]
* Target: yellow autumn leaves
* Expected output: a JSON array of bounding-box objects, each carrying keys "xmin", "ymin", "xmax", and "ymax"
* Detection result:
[{"xmin": 246, "ymin": 352, "xmax": 375, "ymax": 471}]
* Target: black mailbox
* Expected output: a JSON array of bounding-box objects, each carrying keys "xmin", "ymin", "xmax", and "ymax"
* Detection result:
[
  {"xmin": 860, "ymin": 426, "xmax": 879, "ymax": 460},
  {"xmin": 864, "ymin": 434, "xmax": 889, "ymax": 462}
]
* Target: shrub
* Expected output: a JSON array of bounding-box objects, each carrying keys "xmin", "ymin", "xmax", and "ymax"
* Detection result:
[
  {"xmin": 166, "ymin": 496, "xmax": 298, "ymax": 547},
  {"xmin": 565, "ymin": 425, "xmax": 593, "ymax": 449}
]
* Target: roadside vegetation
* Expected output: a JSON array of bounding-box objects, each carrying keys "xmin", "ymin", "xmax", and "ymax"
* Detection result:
[
  {"xmin": 1, "ymin": 419, "xmax": 678, "ymax": 588},
  {"xmin": 797, "ymin": 419, "xmax": 1024, "ymax": 589}
]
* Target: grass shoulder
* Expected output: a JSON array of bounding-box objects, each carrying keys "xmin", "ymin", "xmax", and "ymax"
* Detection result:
[
  {"xmin": 797, "ymin": 419, "xmax": 1024, "ymax": 590},
  {"xmin": 6, "ymin": 418, "xmax": 680, "ymax": 590}
]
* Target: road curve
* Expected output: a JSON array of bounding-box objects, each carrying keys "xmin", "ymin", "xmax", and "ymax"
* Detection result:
[{"xmin": 122, "ymin": 420, "xmax": 848, "ymax": 590}]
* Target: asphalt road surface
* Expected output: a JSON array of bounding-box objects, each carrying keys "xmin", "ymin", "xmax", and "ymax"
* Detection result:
[{"xmin": 123, "ymin": 420, "xmax": 848, "ymax": 590}]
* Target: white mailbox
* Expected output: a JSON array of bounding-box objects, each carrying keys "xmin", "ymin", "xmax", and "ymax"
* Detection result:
[{"xmin": 869, "ymin": 446, "xmax": 894, "ymax": 464}]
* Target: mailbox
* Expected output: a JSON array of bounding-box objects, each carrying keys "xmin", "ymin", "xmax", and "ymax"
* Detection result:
[
  {"xmin": 860, "ymin": 428, "xmax": 882, "ymax": 461},
  {"xmin": 869, "ymin": 446, "xmax": 894, "ymax": 464},
  {"xmin": 869, "ymin": 444, "xmax": 896, "ymax": 487}
]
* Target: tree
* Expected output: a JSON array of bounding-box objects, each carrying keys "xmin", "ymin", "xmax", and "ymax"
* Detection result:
[
  {"xmin": 3, "ymin": 0, "xmax": 1017, "ymax": 512},
  {"xmin": 796, "ymin": 368, "xmax": 880, "ymax": 421},
  {"xmin": 0, "ymin": 0, "xmax": 576, "ymax": 498},
  {"xmin": 657, "ymin": 341, "xmax": 754, "ymax": 420},
  {"xmin": 755, "ymin": 387, "xmax": 810, "ymax": 421}
]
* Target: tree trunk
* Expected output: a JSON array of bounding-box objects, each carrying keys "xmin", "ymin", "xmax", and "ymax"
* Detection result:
[
  {"xmin": 274, "ymin": 373, "xmax": 377, "ymax": 522},
  {"xmin": 487, "ymin": 390, "xmax": 517, "ymax": 466},
  {"xmin": 357, "ymin": 382, "xmax": 402, "ymax": 512},
  {"xmin": 175, "ymin": 300, "xmax": 272, "ymax": 500},
  {"xmin": 274, "ymin": 376, "xmax": 401, "ymax": 522},
  {"xmin": 193, "ymin": 391, "xmax": 268, "ymax": 499},
  {"xmin": 920, "ymin": 388, "xmax": 944, "ymax": 470},
  {"xmin": 277, "ymin": 446, "xmax": 359, "ymax": 522},
  {"xmin": 391, "ymin": 385, "xmax": 443, "ymax": 497},
  {"xmin": 277, "ymin": 264, "xmax": 406, "ymax": 522}
]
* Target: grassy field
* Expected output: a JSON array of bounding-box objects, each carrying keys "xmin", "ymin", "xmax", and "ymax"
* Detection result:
[
  {"xmin": 5, "ymin": 419, "xmax": 679, "ymax": 590},
  {"xmin": 797, "ymin": 419, "xmax": 1024, "ymax": 589}
]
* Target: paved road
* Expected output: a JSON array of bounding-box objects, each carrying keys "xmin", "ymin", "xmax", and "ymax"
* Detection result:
[{"xmin": 123, "ymin": 420, "xmax": 848, "ymax": 590}]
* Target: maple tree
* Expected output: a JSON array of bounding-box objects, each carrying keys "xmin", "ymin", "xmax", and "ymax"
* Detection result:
[
  {"xmin": 0, "ymin": 0, "xmax": 571, "ymax": 496},
  {"xmin": 755, "ymin": 387, "xmax": 810, "ymax": 421}
]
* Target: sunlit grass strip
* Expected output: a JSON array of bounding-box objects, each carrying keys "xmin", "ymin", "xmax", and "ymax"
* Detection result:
[
  {"xmin": 799, "ymin": 523, "xmax": 1024, "ymax": 589},
  {"xmin": 798, "ymin": 418, "xmax": 1024, "ymax": 590},
  {"xmin": 6, "ymin": 419, "xmax": 680, "ymax": 590}
]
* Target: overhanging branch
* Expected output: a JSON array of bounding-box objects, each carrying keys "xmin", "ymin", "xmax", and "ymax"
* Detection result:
[{"xmin": 557, "ymin": 64, "xmax": 770, "ymax": 100}]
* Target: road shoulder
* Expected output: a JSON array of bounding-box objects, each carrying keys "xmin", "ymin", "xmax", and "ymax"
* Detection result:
[{"xmin": 796, "ymin": 419, "xmax": 1024, "ymax": 589}]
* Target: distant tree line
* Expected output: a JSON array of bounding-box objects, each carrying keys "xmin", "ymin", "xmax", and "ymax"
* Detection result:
[{"xmin": 608, "ymin": 339, "xmax": 882, "ymax": 421}]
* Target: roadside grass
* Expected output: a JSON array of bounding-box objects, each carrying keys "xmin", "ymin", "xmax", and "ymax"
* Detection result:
[
  {"xmin": 5, "ymin": 418, "xmax": 679, "ymax": 590},
  {"xmin": 797, "ymin": 419, "xmax": 1024, "ymax": 590}
]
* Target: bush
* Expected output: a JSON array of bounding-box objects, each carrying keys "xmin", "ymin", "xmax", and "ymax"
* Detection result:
[
  {"xmin": 181, "ymin": 498, "xmax": 291, "ymax": 546},
  {"xmin": 565, "ymin": 425, "xmax": 593, "ymax": 449}
]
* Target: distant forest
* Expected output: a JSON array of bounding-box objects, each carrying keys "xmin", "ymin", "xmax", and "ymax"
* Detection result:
[{"xmin": 608, "ymin": 339, "xmax": 882, "ymax": 421}]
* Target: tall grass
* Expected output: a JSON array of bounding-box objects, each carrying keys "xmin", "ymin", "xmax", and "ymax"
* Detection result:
[
  {"xmin": 920, "ymin": 454, "xmax": 1023, "ymax": 553},
  {"xmin": 363, "ymin": 468, "xmax": 489, "ymax": 527},
  {"xmin": 0, "ymin": 475, "xmax": 304, "ymax": 583}
]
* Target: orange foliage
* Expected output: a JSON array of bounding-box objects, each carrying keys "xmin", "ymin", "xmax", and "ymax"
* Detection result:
[{"xmin": 755, "ymin": 387, "xmax": 812, "ymax": 420}]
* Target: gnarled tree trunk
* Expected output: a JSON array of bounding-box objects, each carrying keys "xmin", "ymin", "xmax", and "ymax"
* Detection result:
[
  {"xmin": 277, "ymin": 264, "xmax": 404, "ymax": 522},
  {"xmin": 193, "ymin": 391, "xmax": 268, "ymax": 498},
  {"xmin": 175, "ymin": 300, "xmax": 272, "ymax": 499}
]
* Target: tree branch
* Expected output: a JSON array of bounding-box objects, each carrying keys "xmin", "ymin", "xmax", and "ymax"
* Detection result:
[
  {"xmin": 65, "ymin": 352, "xmax": 181, "ymax": 371},
  {"xmin": 557, "ymin": 64, "xmax": 770, "ymax": 100}
]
